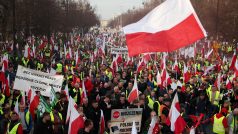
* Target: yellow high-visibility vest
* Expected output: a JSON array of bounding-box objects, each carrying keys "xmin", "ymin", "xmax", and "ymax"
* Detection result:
[
  {"xmin": 147, "ymin": 96, "xmax": 154, "ymax": 109},
  {"xmin": 7, "ymin": 123, "xmax": 20, "ymax": 134},
  {"xmin": 213, "ymin": 114, "xmax": 225, "ymax": 134}
]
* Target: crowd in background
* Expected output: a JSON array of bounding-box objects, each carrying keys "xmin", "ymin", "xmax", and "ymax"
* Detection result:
[{"xmin": 0, "ymin": 27, "xmax": 238, "ymax": 134}]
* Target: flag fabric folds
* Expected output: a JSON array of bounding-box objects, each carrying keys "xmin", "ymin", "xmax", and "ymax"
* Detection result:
[
  {"xmin": 168, "ymin": 93, "xmax": 187, "ymax": 133},
  {"xmin": 128, "ymin": 77, "xmax": 139, "ymax": 103},
  {"xmin": 123, "ymin": 0, "xmax": 206, "ymax": 56}
]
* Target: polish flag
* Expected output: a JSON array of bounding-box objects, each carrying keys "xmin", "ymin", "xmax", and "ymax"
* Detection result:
[
  {"xmin": 214, "ymin": 73, "xmax": 221, "ymax": 90},
  {"xmin": 148, "ymin": 117, "xmax": 160, "ymax": 134},
  {"xmin": 4, "ymin": 75, "xmax": 10, "ymax": 97},
  {"xmin": 205, "ymin": 49, "xmax": 213, "ymax": 59},
  {"xmin": 156, "ymin": 70, "xmax": 162, "ymax": 86},
  {"xmin": 226, "ymin": 78, "xmax": 232, "ymax": 90},
  {"xmin": 137, "ymin": 59, "xmax": 145, "ymax": 73},
  {"xmin": 160, "ymin": 54, "xmax": 166, "ymax": 70},
  {"xmin": 116, "ymin": 54, "xmax": 123, "ymax": 64},
  {"xmin": 173, "ymin": 59, "xmax": 180, "ymax": 73},
  {"xmin": 32, "ymin": 43, "xmax": 36, "ymax": 58},
  {"xmin": 234, "ymin": 60, "xmax": 238, "ymax": 79},
  {"xmin": 80, "ymin": 81, "xmax": 88, "ymax": 105},
  {"xmin": 230, "ymin": 52, "xmax": 237, "ymax": 70},
  {"xmin": 183, "ymin": 65, "xmax": 190, "ymax": 83},
  {"xmin": 203, "ymin": 65, "xmax": 215, "ymax": 76},
  {"xmin": 24, "ymin": 44, "xmax": 32, "ymax": 59},
  {"xmin": 0, "ymin": 64, "xmax": 6, "ymax": 83},
  {"xmin": 222, "ymin": 56, "xmax": 227, "ymax": 64},
  {"xmin": 143, "ymin": 53, "xmax": 151, "ymax": 63},
  {"xmin": 64, "ymin": 84, "xmax": 70, "ymax": 100},
  {"xmin": 2, "ymin": 54, "xmax": 8, "ymax": 70},
  {"xmin": 69, "ymin": 47, "xmax": 72, "ymax": 59},
  {"xmin": 123, "ymin": 0, "xmax": 206, "ymax": 56},
  {"xmin": 99, "ymin": 110, "xmax": 105, "ymax": 134},
  {"xmin": 168, "ymin": 93, "xmax": 187, "ymax": 133},
  {"xmin": 161, "ymin": 68, "xmax": 172, "ymax": 87},
  {"xmin": 29, "ymin": 90, "xmax": 40, "ymax": 120},
  {"xmin": 128, "ymin": 77, "xmax": 139, "ymax": 103},
  {"xmin": 68, "ymin": 97, "xmax": 84, "ymax": 134},
  {"xmin": 14, "ymin": 99, "xmax": 19, "ymax": 115},
  {"xmin": 66, "ymin": 97, "xmax": 77, "ymax": 124}
]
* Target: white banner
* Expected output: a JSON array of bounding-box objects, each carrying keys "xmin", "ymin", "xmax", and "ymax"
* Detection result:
[
  {"xmin": 111, "ymin": 47, "xmax": 128, "ymax": 54},
  {"xmin": 13, "ymin": 65, "xmax": 64, "ymax": 97},
  {"xmin": 110, "ymin": 108, "xmax": 143, "ymax": 134}
]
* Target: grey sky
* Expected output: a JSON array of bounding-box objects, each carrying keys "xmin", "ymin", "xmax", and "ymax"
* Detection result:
[{"xmin": 89, "ymin": 0, "xmax": 145, "ymax": 20}]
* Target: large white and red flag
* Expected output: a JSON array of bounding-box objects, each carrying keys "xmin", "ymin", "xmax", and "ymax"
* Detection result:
[
  {"xmin": 123, "ymin": 0, "xmax": 206, "ymax": 56},
  {"xmin": 99, "ymin": 110, "xmax": 105, "ymax": 134},
  {"xmin": 128, "ymin": 76, "xmax": 139, "ymax": 103},
  {"xmin": 29, "ymin": 89, "xmax": 40, "ymax": 120},
  {"xmin": 168, "ymin": 93, "xmax": 187, "ymax": 133},
  {"xmin": 68, "ymin": 97, "xmax": 84, "ymax": 134}
]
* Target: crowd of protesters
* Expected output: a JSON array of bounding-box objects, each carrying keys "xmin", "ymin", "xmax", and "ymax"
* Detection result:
[{"xmin": 0, "ymin": 27, "xmax": 238, "ymax": 134}]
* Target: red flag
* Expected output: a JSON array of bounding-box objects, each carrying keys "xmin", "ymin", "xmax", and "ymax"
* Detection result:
[
  {"xmin": 4, "ymin": 75, "xmax": 10, "ymax": 97},
  {"xmin": 214, "ymin": 74, "xmax": 221, "ymax": 90},
  {"xmin": 128, "ymin": 77, "xmax": 139, "ymax": 103},
  {"xmin": 226, "ymin": 78, "xmax": 232, "ymax": 90},
  {"xmin": 2, "ymin": 54, "xmax": 8, "ymax": 70},
  {"xmin": 205, "ymin": 49, "xmax": 213, "ymax": 59},
  {"xmin": 230, "ymin": 52, "xmax": 237, "ymax": 70},
  {"xmin": 68, "ymin": 97, "xmax": 84, "ymax": 134},
  {"xmin": 168, "ymin": 93, "xmax": 187, "ymax": 133},
  {"xmin": 99, "ymin": 110, "xmax": 105, "ymax": 134},
  {"xmin": 183, "ymin": 65, "xmax": 190, "ymax": 83},
  {"xmin": 137, "ymin": 59, "xmax": 145, "ymax": 73},
  {"xmin": 156, "ymin": 70, "xmax": 162, "ymax": 86},
  {"xmin": 161, "ymin": 68, "xmax": 172, "ymax": 88},
  {"xmin": 143, "ymin": 53, "xmax": 151, "ymax": 62},
  {"xmin": 173, "ymin": 59, "xmax": 180, "ymax": 73},
  {"xmin": 116, "ymin": 54, "xmax": 123, "ymax": 63},
  {"xmin": 123, "ymin": 0, "xmax": 206, "ymax": 56},
  {"xmin": 195, "ymin": 113, "xmax": 204, "ymax": 128},
  {"xmin": 29, "ymin": 90, "xmax": 40, "ymax": 120},
  {"xmin": 80, "ymin": 81, "xmax": 88, "ymax": 105}
]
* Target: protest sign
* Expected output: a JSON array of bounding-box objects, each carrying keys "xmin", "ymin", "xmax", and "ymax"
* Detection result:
[
  {"xmin": 110, "ymin": 108, "xmax": 143, "ymax": 134},
  {"xmin": 111, "ymin": 47, "xmax": 128, "ymax": 54},
  {"xmin": 13, "ymin": 65, "xmax": 64, "ymax": 97}
]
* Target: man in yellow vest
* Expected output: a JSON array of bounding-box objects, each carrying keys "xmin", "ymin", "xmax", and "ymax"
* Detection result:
[
  {"xmin": 207, "ymin": 85, "xmax": 220, "ymax": 113},
  {"xmin": 56, "ymin": 62, "xmax": 63, "ymax": 74},
  {"xmin": 19, "ymin": 104, "xmax": 32, "ymax": 133},
  {"xmin": 211, "ymin": 108, "xmax": 229, "ymax": 134},
  {"xmin": 146, "ymin": 91, "xmax": 157, "ymax": 110},
  {"xmin": 50, "ymin": 109, "xmax": 64, "ymax": 134},
  {"xmin": 7, "ymin": 112, "xmax": 23, "ymax": 134}
]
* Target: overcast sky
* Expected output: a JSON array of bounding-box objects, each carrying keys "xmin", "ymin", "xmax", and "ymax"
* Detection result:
[{"xmin": 88, "ymin": 0, "xmax": 145, "ymax": 20}]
